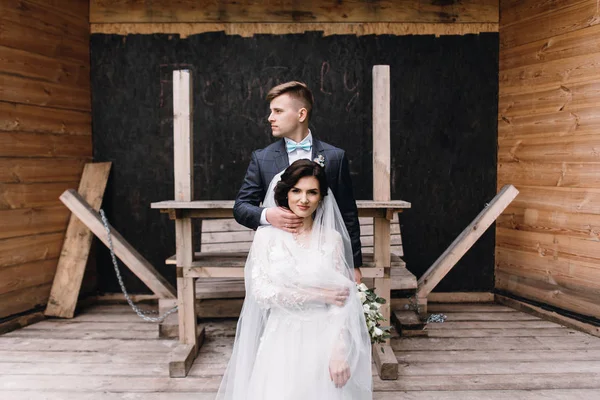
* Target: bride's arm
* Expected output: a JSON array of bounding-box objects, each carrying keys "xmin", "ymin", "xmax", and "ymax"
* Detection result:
[{"xmin": 248, "ymin": 230, "xmax": 346, "ymax": 309}]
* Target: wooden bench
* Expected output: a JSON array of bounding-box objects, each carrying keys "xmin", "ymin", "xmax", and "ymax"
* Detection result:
[
  {"xmin": 157, "ymin": 214, "xmax": 417, "ymax": 334},
  {"xmin": 178, "ymin": 214, "xmax": 412, "ymax": 296}
]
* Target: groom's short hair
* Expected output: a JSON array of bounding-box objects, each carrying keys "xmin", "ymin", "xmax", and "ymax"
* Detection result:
[{"xmin": 266, "ymin": 81, "xmax": 314, "ymax": 121}]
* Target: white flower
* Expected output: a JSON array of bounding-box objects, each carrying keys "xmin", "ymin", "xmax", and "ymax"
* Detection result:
[
  {"xmin": 363, "ymin": 304, "xmax": 370, "ymax": 313},
  {"xmin": 358, "ymin": 292, "xmax": 367, "ymax": 303},
  {"xmin": 358, "ymin": 283, "xmax": 369, "ymax": 292},
  {"xmin": 313, "ymin": 155, "xmax": 326, "ymax": 167},
  {"xmin": 373, "ymin": 327, "xmax": 384, "ymax": 336}
]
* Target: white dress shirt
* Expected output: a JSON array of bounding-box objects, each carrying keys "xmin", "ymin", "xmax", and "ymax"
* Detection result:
[{"xmin": 260, "ymin": 132, "xmax": 313, "ymax": 225}]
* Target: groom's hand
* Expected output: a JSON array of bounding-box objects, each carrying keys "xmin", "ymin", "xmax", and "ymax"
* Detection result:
[{"xmin": 265, "ymin": 207, "xmax": 303, "ymax": 233}]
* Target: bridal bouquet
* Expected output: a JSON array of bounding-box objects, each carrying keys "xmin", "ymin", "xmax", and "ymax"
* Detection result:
[{"xmin": 356, "ymin": 283, "xmax": 391, "ymax": 344}]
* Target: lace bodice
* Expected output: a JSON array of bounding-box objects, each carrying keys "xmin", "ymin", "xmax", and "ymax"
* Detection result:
[{"xmin": 250, "ymin": 227, "xmax": 345, "ymax": 310}]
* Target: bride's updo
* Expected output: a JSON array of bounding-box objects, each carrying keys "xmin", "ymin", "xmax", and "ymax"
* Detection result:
[{"xmin": 274, "ymin": 159, "xmax": 329, "ymax": 209}]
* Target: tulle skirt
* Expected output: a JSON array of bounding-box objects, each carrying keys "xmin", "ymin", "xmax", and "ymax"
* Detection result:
[{"xmin": 245, "ymin": 307, "xmax": 372, "ymax": 400}]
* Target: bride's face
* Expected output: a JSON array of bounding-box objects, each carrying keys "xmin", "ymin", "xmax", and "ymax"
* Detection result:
[{"xmin": 287, "ymin": 176, "xmax": 321, "ymax": 219}]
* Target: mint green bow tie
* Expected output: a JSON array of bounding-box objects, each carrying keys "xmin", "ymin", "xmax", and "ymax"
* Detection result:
[{"xmin": 286, "ymin": 140, "xmax": 311, "ymax": 153}]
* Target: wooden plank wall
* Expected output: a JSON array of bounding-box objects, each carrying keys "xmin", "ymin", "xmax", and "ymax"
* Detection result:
[
  {"xmin": 497, "ymin": 0, "xmax": 600, "ymax": 319},
  {"xmin": 0, "ymin": 0, "xmax": 92, "ymax": 321},
  {"xmin": 89, "ymin": 0, "xmax": 499, "ymax": 36}
]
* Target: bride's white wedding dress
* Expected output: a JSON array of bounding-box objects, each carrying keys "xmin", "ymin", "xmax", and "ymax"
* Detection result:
[
  {"xmin": 245, "ymin": 227, "xmax": 370, "ymax": 400},
  {"xmin": 216, "ymin": 174, "xmax": 372, "ymax": 400}
]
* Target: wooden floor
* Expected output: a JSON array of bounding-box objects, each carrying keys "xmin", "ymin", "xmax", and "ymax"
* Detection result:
[{"xmin": 1, "ymin": 302, "xmax": 600, "ymax": 399}]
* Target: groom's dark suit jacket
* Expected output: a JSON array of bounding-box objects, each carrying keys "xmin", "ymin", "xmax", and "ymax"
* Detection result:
[{"xmin": 233, "ymin": 138, "xmax": 363, "ymax": 268}]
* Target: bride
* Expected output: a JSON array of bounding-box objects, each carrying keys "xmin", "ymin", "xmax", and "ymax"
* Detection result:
[{"xmin": 216, "ymin": 159, "xmax": 372, "ymax": 400}]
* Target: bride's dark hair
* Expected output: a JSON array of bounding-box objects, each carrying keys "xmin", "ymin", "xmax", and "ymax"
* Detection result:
[{"xmin": 274, "ymin": 159, "xmax": 329, "ymax": 209}]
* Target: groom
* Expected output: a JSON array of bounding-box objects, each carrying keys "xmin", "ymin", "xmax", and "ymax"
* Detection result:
[{"xmin": 233, "ymin": 81, "xmax": 363, "ymax": 283}]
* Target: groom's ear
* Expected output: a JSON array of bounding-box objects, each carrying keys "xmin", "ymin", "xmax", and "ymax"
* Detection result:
[{"xmin": 298, "ymin": 107, "xmax": 308, "ymax": 123}]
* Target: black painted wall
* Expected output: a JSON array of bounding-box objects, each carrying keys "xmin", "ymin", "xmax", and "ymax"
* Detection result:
[{"xmin": 90, "ymin": 31, "xmax": 498, "ymax": 294}]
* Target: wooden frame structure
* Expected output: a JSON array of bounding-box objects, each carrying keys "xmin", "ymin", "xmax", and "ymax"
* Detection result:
[{"xmin": 152, "ymin": 67, "xmax": 412, "ymax": 378}]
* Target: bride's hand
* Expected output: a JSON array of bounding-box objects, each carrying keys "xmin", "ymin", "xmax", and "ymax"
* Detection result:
[
  {"xmin": 318, "ymin": 287, "xmax": 349, "ymax": 307},
  {"xmin": 329, "ymin": 358, "xmax": 351, "ymax": 388}
]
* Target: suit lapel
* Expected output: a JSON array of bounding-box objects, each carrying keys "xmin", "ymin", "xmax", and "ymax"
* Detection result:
[
  {"xmin": 312, "ymin": 138, "xmax": 324, "ymax": 161},
  {"xmin": 273, "ymin": 138, "xmax": 289, "ymax": 175}
]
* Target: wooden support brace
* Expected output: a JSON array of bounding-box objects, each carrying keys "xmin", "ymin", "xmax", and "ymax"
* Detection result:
[
  {"xmin": 168, "ymin": 325, "xmax": 206, "ymax": 378},
  {"xmin": 372, "ymin": 344, "xmax": 398, "ymax": 380},
  {"xmin": 45, "ymin": 162, "xmax": 112, "ymax": 318},
  {"xmin": 416, "ymin": 185, "xmax": 519, "ymax": 298},
  {"xmin": 58, "ymin": 189, "xmax": 176, "ymax": 299}
]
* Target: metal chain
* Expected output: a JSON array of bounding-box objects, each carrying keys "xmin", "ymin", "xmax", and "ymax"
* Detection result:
[{"xmin": 99, "ymin": 209, "xmax": 178, "ymax": 323}]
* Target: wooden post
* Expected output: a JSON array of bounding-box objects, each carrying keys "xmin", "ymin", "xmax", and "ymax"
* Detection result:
[
  {"xmin": 370, "ymin": 65, "xmax": 398, "ymax": 380},
  {"xmin": 372, "ymin": 65, "xmax": 391, "ymax": 323},
  {"xmin": 45, "ymin": 162, "xmax": 112, "ymax": 318},
  {"xmin": 170, "ymin": 70, "xmax": 201, "ymax": 377}
]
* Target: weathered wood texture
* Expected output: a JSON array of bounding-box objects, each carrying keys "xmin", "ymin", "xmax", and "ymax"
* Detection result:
[
  {"xmin": 91, "ymin": 22, "xmax": 500, "ymax": 37},
  {"xmin": 89, "ymin": 0, "xmax": 498, "ymax": 36},
  {"xmin": 90, "ymin": 0, "xmax": 499, "ymax": 23},
  {"xmin": 497, "ymin": 0, "xmax": 600, "ymax": 319},
  {"xmin": 45, "ymin": 163, "xmax": 112, "ymax": 318},
  {"xmin": 1, "ymin": 303, "xmax": 600, "ymax": 398},
  {"xmin": 0, "ymin": 0, "xmax": 92, "ymax": 322}
]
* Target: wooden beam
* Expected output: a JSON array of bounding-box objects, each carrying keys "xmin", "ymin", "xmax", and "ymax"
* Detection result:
[
  {"xmin": 372, "ymin": 65, "xmax": 391, "ymax": 203},
  {"xmin": 495, "ymin": 295, "xmax": 600, "ymax": 339},
  {"xmin": 45, "ymin": 162, "xmax": 111, "ymax": 318},
  {"xmin": 416, "ymin": 185, "xmax": 520, "ymax": 298},
  {"xmin": 392, "ymin": 310, "xmax": 428, "ymax": 337},
  {"xmin": 0, "ymin": 311, "xmax": 45, "ymax": 335},
  {"xmin": 173, "ymin": 70, "xmax": 198, "ymax": 377},
  {"xmin": 372, "ymin": 344, "xmax": 398, "ymax": 380},
  {"xmin": 58, "ymin": 189, "xmax": 176, "ymax": 299},
  {"xmin": 372, "ymin": 64, "xmax": 392, "ymax": 323},
  {"xmin": 496, "ymin": 269, "xmax": 600, "ymax": 319},
  {"xmin": 428, "ymin": 292, "xmax": 494, "ymax": 303},
  {"xmin": 181, "ymin": 266, "xmax": 384, "ymax": 279},
  {"xmin": 90, "ymin": 22, "xmax": 499, "ymax": 37},
  {"xmin": 371, "ymin": 64, "xmax": 398, "ymax": 381},
  {"xmin": 90, "ymin": 0, "xmax": 499, "ymax": 24}
]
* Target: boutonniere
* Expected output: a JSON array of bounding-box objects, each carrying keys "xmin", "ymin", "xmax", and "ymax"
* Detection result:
[{"xmin": 314, "ymin": 154, "xmax": 325, "ymax": 168}]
